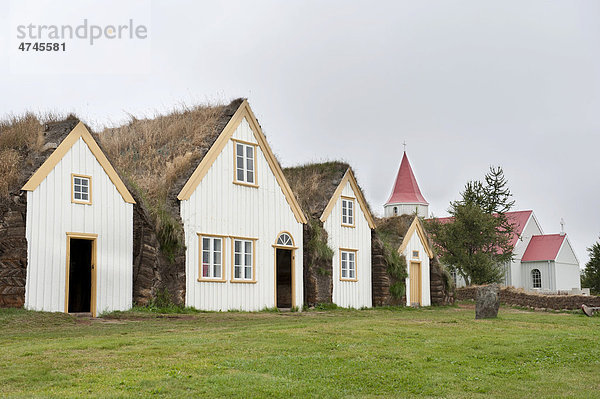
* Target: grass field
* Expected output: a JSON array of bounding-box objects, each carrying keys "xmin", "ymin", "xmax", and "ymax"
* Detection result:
[{"xmin": 1, "ymin": 304, "xmax": 599, "ymax": 398}]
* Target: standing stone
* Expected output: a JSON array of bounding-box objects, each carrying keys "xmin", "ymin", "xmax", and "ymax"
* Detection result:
[{"xmin": 475, "ymin": 284, "xmax": 500, "ymax": 319}]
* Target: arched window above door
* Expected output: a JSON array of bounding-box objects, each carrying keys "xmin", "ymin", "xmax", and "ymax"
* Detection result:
[{"xmin": 276, "ymin": 232, "xmax": 294, "ymax": 247}]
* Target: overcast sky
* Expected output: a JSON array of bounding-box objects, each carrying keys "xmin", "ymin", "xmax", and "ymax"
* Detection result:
[{"xmin": 1, "ymin": 1, "xmax": 599, "ymax": 266}]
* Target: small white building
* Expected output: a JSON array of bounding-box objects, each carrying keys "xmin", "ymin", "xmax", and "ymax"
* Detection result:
[
  {"xmin": 177, "ymin": 100, "xmax": 307, "ymax": 311},
  {"xmin": 284, "ymin": 163, "xmax": 375, "ymax": 308},
  {"xmin": 398, "ymin": 217, "xmax": 434, "ymax": 307},
  {"xmin": 320, "ymin": 168, "xmax": 375, "ymax": 308},
  {"xmin": 520, "ymin": 233, "xmax": 580, "ymax": 292},
  {"xmin": 21, "ymin": 121, "xmax": 135, "ymax": 316}
]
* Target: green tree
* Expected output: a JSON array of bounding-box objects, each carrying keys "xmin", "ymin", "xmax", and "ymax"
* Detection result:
[
  {"xmin": 427, "ymin": 166, "xmax": 515, "ymax": 285},
  {"xmin": 581, "ymin": 238, "xmax": 600, "ymax": 294}
]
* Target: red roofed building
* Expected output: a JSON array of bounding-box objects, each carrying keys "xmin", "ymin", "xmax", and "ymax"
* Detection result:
[
  {"xmin": 430, "ymin": 210, "xmax": 581, "ymax": 292},
  {"xmin": 384, "ymin": 151, "xmax": 429, "ymax": 218}
]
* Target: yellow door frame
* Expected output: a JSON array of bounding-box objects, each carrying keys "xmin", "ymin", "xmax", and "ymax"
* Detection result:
[
  {"xmin": 65, "ymin": 232, "xmax": 98, "ymax": 317},
  {"xmin": 272, "ymin": 232, "xmax": 298, "ymax": 309}
]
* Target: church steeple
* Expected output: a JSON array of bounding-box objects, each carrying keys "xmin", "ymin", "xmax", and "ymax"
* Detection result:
[{"xmin": 384, "ymin": 151, "xmax": 429, "ymax": 218}]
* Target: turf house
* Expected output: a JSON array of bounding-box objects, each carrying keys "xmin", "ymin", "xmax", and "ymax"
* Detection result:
[
  {"xmin": 284, "ymin": 163, "xmax": 375, "ymax": 308},
  {"xmin": 101, "ymin": 98, "xmax": 307, "ymax": 311},
  {"xmin": 0, "ymin": 118, "xmax": 135, "ymax": 316}
]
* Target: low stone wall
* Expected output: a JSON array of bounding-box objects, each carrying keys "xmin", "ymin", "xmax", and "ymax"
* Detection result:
[{"xmin": 457, "ymin": 285, "xmax": 600, "ymax": 310}]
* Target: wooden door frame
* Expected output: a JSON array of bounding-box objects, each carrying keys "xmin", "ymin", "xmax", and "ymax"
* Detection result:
[
  {"xmin": 272, "ymin": 239, "xmax": 298, "ymax": 309},
  {"xmin": 65, "ymin": 232, "xmax": 98, "ymax": 317},
  {"xmin": 409, "ymin": 260, "xmax": 422, "ymax": 306}
]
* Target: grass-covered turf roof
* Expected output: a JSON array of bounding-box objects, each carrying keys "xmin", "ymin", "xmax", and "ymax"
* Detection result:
[
  {"xmin": 0, "ymin": 114, "xmax": 80, "ymax": 204},
  {"xmin": 283, "ymin": 161, "xmax": 350, "ymax": 219}
]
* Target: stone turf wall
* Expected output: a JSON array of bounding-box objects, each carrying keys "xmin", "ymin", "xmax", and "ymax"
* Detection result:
[
  {"xmin": 0, "ymin": 194, "xmax": 28, "ymax": 308},
  {"xmin": 456, "ymin": 285, "xmax": 600, "ymax": 310}
]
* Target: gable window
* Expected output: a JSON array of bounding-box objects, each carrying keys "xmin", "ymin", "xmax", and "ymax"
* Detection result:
[
  {"xmin": 232, "ymin": 238, "xmax": 255, "ymax": 282},
  {"xmin": 234, "ymin": 140, "xmax": 257, "ymax": 186},
  {"xmin": 199, "ymin": 235, "xmax": 225, "ymax": 281},
  {"xmin": 412, "ymin": 250, "xmax": 419, "ymax": 258},
  {"xmin": 341, "ymin": 197, "xmax": 355, "ymax": 227},
  {"xmin": 72, "ymin": 174, "xmax": 91, "ymax": 204},
  {"xmin": 531, "ymin": 269, "xmax": 541, "ymax": 289},
  {"xmin": 340, "ymin": 249, "xmax": 357, "ymax": 281}
]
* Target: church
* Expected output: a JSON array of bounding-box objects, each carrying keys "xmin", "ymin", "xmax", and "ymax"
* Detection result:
[{"xmin": 384, "ymin": 150, "xmax": 582, "ymax": 294}]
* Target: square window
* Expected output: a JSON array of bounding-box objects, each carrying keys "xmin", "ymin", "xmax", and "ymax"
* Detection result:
[{"xmin": 72, "ymin": 175, "xmax": 91, "ymax": 204}]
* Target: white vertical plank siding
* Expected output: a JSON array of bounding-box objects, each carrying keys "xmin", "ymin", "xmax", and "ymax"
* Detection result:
[
  {"xmin": 24, "ymin": 138, "xmax": 133, "ymax": 314},
  {"xmin": 402, "ymin": 231, "xmax": 431, "ymax": 306},
  {"xmin": 324, "ymin": 182, "xmax": 372, "ymax": 308},
  {"xmin": 181, "ymin": 117, "xmax": 303, "ymax": 311}
]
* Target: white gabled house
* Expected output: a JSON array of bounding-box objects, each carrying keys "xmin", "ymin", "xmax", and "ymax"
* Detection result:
[
  {"xmin": 21, "ymin": 121, "xmax": 135, "ymax": 317},
  {"xmin": 177, "ymin": 100, "xmax": 307, "ymax": 311},
  {"xmin": 398, "ymin": 217, "xmax": 434, "ymax": 307},
  {"xmin": 320, "ymin": 168, "xmax": 376, "ymax": 308},
  {"xmin": 284, "ymin": 163, "xmax": 375, "ymax": 309}
]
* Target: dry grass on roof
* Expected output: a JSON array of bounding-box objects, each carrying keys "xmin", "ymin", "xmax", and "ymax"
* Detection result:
[
  {"xmin": 283, "ymin": 162, "xmax": 349, "ymax": 218},
  {"xmin": 375, "ymin": 214, "xmax": 416, "ymax": 249},
  {"xmin": 98, "ymin": 101, "xmax": 240, "ymax": 205},
  {"xmin": 0, "ymin": 113, "xmax": 78, "ymax": 201}
]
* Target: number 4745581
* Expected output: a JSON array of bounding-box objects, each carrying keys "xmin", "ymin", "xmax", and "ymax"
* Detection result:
[{"xmin": 18, "ymin": 42, "xmax": 66, "ymax": 51}]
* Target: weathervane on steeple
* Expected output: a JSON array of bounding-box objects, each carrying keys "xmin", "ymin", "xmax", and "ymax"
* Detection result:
[
  {"xmin": 560, "ymin": 218, "xmax": 565, "ymax": 236},
  {"xmin": 402, "ymin": 140, "xmax": 407, "ymax": 152}
]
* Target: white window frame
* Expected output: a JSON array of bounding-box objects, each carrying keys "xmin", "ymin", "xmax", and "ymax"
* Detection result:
[
  {"xmin": 341, "ymin": 197, "xmax": 355, "ymax": 227},
  {"xmin": 531, "ymin": 269, "xmax": 542, "ymax": 289},
  {"xmin": 340, "ymin": 249, "xmax": 357, "ymax": 281},
  {"xmin": 232, "ymin": 238, "xmax": 256, "ymax": 282},
  {"xmin": 233, "ymin": 140, "xmax": 257, "ymax": 186},
  {"xmin": 72, "ymin": 174, "xmax": 92, "ymax": 204},
  {"xmin": 198, "ymin": 235, "xmax": 225, "ymax": 282}
]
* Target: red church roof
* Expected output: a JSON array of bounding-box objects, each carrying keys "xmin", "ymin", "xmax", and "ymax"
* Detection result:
[
  {"xmin": 521, "ymin": 234, "xmax": 566, "ymax": 262},
  {"xmin": 386, "ymin": 152, "xmax": 428, "ymax": 205}
]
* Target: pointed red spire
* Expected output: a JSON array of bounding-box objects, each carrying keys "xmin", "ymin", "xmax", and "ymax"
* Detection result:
[{"xmin": 386, "ymin": 152, "xmax": 428, "ymax": 205}]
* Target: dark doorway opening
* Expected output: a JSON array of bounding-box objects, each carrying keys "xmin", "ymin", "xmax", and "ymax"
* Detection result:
[
  {"xmin": 68, "ymin": 239, "xmax": 92, "ymax": 313},
  {"xmin": 276, "ymin": 248, "xmax": 292, "ymax": 308}
]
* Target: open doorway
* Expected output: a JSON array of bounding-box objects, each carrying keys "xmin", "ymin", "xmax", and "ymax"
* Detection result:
[
  {"xmin": 276, "ymin": 249, "xmax": 293, "ymax": 308},
  {"xmin": 66, "ymin": 236, "xmax": 96, "ymax": 314}
]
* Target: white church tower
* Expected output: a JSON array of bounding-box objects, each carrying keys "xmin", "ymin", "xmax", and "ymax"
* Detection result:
[{"xmin": 384, "ymin": 151, "xmax": 429, "ymax": 218}]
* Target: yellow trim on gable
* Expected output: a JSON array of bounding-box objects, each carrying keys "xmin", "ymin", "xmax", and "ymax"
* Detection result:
[
  {"xmin": 22, "ymin": 122, "xmax": 135, "ymax": 204},
  {"xmin": 398, "ymin": 217, "xmax": 434, "ymax": 259},
  {"xmin": 176, "ymin": 100, "xmax": 307, "ymax": 224},
  {"xmin": 320, "ymin": 168, "xmax": 376, "ymax": 229}
]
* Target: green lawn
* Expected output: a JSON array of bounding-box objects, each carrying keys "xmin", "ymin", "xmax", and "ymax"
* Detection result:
[{"xmin": 1, "ymin": 305, "xmax": 599, "ymax": 398}]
